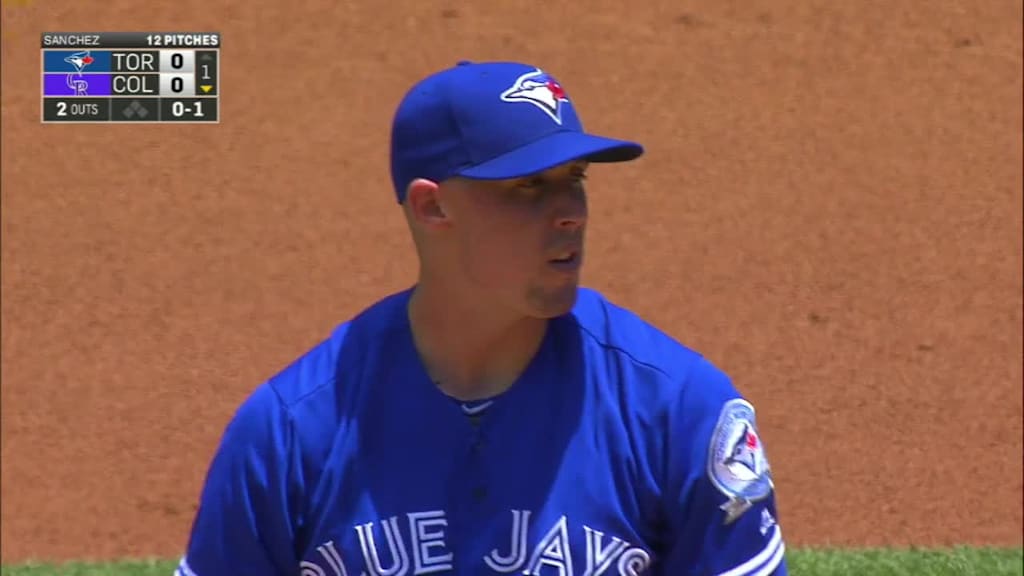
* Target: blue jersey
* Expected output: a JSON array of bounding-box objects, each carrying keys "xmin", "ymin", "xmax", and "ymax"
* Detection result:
[{"xmin": 177, "ymin": 287, "xmax": 787, "ymax": 575}]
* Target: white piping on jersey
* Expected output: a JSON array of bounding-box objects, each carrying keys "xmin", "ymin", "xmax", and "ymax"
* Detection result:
[
  {"xmin": 752, "ymin": 538, "xmax": 786, "ymax": 576},
  {"xmin": 715, "ymin": 526, "xmax": 785, "ymax": 576},
  {"xmin": 175, "ymin": 556, "xmax": 198, "ymax": 576},
  {"xmin": 461, "ymin": 400, "xmax": 495, "ymax": 416}
]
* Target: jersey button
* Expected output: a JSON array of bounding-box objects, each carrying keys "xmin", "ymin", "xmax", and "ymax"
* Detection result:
[{"xmin": 472, "ymin": 486, "xmax": 487, "ymax": 501}]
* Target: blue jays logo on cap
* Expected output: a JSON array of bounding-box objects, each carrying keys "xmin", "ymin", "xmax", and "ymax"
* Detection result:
[{"xmin": 500, "ymin": 68, "xmax": 571, "ymax": 125}]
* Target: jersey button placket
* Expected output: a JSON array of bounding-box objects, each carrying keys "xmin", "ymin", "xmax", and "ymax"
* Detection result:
[
  {"xmin": 469, "ymin": 433, "xmax": 486, "ymax": 455},
  {"xmin": 467, "ymin": 423, "xmax": 488, "ymax": 507},
  {"xmin": 471, "ymin": 485, "xmax": 488, "ymax": 502}
]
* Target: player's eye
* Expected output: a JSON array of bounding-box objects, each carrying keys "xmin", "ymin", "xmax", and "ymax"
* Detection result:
[
  {"xmin": 517, "ymin": 176, "xmax": 546, "ymax": 189},
  {"xmin": 506, "ymin": 170, "xmax": 586, "ymax": 204},
  {"xmin": 507, "ymin": 178, "xmax": 547, "ymax": 202}
]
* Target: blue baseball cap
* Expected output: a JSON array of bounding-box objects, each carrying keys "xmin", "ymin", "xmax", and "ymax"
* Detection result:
[{"xmin": 389, "ymin": 60, "xmax": 644, "ymax": 203}]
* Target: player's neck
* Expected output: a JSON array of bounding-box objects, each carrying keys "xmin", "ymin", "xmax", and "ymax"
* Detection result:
[{"xmin": 406, "ymin": 282, "xmax": 548, "ymax": 402}]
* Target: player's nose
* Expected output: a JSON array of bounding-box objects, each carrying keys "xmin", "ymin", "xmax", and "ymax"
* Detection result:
[{"xmin": 553, "ymin": 188, "xmax": 587, "ymax": 230}]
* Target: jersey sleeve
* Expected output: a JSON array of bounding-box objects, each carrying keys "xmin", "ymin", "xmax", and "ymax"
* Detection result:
[
  {"xmin": 658, "ymin": 357, "xmax": 788, "ymax": 576},
  {"xmin": 175, "ymin": 382, "xmax": 302, "ymax": 576}
]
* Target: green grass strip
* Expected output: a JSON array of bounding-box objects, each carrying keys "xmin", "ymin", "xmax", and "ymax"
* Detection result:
[
  {"xmin": 787, "ymin": 546, "xmax": 1022, "ymax": 575},
  {"xmin": 1, "ymin": 547, "xmax": 1021, "ymax": 575}
]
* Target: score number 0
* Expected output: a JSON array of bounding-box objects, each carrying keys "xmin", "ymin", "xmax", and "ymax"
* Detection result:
[{"xmin": 165, "ymin": 52, "xmax": 213, "ymax": 118}]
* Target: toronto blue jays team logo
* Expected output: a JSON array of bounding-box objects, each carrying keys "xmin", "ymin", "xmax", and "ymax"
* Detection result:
[
  {"xmin": 63, "ymin": 50, "xmax": 93, "ymax": 95},
  {"xmin": 500, "ymin": 68, "xmax": 571, "ymax": 125},
  {"xmin": 707, "ymin": 399, "xmax": 775, "ymax": 525}
]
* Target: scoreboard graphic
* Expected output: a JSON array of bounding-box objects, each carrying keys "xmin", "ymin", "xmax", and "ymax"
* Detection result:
[{"xmin": 40, "ymin": 32, "xmax": 220, "ymax": 124}]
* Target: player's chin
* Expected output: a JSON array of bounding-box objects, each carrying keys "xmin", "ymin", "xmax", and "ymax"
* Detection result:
[{"xmin": 525, "ymin": 281, "xmax": 580, "ymax": 318}]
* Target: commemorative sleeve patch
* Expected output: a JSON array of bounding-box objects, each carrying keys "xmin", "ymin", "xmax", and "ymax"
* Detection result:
[{"xmin": 706, "ymin": 398, "xmax": 775, "ymax": 524}]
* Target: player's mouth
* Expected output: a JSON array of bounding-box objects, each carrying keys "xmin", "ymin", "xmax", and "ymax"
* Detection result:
[{"xmin": 548, "ymin": 250, "xmax": 582, "ymax": 272}]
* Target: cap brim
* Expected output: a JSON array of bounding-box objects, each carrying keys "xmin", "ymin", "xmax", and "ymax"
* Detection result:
[{"xmin": 455, "ymin": 131, "xmax": 643, "ymax": 180}]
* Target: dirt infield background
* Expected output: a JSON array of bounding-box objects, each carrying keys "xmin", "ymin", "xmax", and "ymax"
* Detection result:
[{"xmin": 2, "ymin": 0, "xmax": 1022, "ymax": 564}]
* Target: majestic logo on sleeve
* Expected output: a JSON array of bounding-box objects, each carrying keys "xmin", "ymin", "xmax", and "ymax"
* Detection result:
[
  {"xmin": 707, "ymin": 399, "xmax": 775, "ymax": 524},
  {"xmin": 500, "ymin": 68, "xmax": 571, "ymax": 125}
]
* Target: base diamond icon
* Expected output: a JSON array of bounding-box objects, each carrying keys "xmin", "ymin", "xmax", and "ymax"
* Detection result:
[{"xmin": 122, "ymin": 100, "xmax": 148, "ymax": 119}]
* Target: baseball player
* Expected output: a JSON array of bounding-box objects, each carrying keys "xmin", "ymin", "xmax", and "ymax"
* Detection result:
[{"xmin": 176, "ymin": 60, "xmax": 787, "ymax": 576}]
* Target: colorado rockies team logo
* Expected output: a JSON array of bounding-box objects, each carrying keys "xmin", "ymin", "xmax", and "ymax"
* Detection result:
[{"xmin": 707, "ymin": 398, "xmax": 775, "ymax": 524}]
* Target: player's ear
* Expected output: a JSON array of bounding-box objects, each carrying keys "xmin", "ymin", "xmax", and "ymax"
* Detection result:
[{"xmin": 405, "ymin": 178, "xmax": 451, "ymax": 229}]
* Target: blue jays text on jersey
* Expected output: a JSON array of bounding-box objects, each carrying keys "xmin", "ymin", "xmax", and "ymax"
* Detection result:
[{"xmin": 176, "ymin": 288, "xmax": 787, "ymax": 575}]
